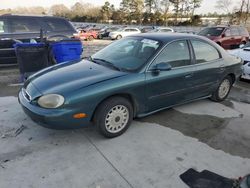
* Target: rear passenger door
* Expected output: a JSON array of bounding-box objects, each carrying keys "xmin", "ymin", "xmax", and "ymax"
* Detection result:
[{"xmin": 190, "ymin": 39, "xmax": 224, "ymax": 98}]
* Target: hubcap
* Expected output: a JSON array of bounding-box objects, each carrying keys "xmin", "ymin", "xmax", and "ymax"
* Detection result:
[
  {"xmin": 105, "ymin": 105, "xmax": 129, "ymax": 133},
  {"xmin": 218, "ymin": 79, "xmax": 231, "ymax": 99}
]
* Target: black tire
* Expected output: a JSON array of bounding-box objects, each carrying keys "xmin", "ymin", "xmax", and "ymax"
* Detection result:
[
  {"xmin": 116, "ymin": 35, "xmax": 122, "ymax": 40},
  {"xmin": 88, "ymin": 35, "xmax": 94, "ymax": 41},
  {"xmin": 211, "ymin": 76, "xmax": 233, "ymax": 102},
  {"xmin": 98, "ymin": 35, "xmax": 102, "ymax": 39},
  {"xmin": 94, "ymin": 97, "xmax": 133, "ymax": 138}
]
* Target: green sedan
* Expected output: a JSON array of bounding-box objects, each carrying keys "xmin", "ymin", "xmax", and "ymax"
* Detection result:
[{"xmin": 19, "ymin": 33, "xmax": 242, "ymax": 138}]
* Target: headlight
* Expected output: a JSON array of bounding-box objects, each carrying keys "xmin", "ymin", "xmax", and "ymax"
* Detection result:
[{"xmin": 38, "ymin": 94, "xmax": 64, "ymax": 109}]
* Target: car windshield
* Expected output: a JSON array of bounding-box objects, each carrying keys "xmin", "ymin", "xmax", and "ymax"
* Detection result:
[
  {"xmin": 91, "ymin": 37, "xmax": 161, "ymax": 71},
  {"xmin": 198, "ymin": 27, "xmax": 225, "ymax": 36}
]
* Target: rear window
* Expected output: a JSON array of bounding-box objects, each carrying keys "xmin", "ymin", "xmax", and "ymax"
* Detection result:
[
  {"xmin": 10, "ymin": 17, "xmax": 41, "ymax": 33},
  {"xmin": 44, "ymin": 18, "xmax": 74, "ymax": 32}
]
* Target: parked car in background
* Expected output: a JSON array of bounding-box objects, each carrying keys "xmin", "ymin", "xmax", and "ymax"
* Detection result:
[
  {"xmin": 0, "ymin": 14, "xmax": 76, "ymax": 66},
  {"xmin": 98, "ymin": 27, "xmax": 119, "ymax": 39},
  {"xmin": 228, "ymin": 42, "xmax": 250, "ymax": 80},
  {"xmin": 198, "ymin": 25, "xmax": 249, "ymax": 49},
  {"xmin": 109, "ymin": 27, "xmax": 141, "ymax": 40},
  {"xmin": 140, "ymin": 26, "xmax": 155, "ymax": 33},
  {"xmin": 74, "ymin": 29, "xmax": 97, "ymax": 41},
  {"xmin": 19, "ymin": 33, "xmax": 242, "ymax": 138},
  {"xmin": 150, "ymin": 27, "xmax": 174, "ymax": 33}
]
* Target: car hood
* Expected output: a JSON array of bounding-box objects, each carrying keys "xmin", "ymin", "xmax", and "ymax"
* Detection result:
[{"xmin": 25, "ymin": 59, "xmax": 128, "ymax": 95}]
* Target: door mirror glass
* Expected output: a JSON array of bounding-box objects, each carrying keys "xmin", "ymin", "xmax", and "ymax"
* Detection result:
[{"xmin": 152, "ymin": 62, "xmax": 172, "ymax": 71}]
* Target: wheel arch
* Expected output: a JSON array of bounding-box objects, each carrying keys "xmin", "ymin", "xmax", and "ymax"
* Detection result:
[
  {"xmin": 91, "ymin": 93, "xmax": 138, "ymax": 121},
  {"xmin": 227, "ymin": 73, "xmax": 236, "ymax": 84},
  {"xmin": 216, "ymin": 41, "xmax": 221, "ymax": 46}
]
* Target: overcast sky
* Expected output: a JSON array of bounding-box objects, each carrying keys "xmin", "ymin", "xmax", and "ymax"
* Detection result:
[{"xmin": 0, "ymin": 0, "xmax": 238, "ymax": 14}]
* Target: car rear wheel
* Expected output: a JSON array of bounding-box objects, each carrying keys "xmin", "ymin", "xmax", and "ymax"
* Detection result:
[
  {"xmin": 88, "ymin": 36, "xmax": 94, "ymax": 41},
  {"xmin": 94, "ymin": 97, "xmax": 133, "ymax": 138},
  {"xmin": 116, "ymin": 35, "xmax": 122, "ymax": 40},
  {"xmin": 211, "ymin": 76, "xmax": 232, "ymax": 102}
]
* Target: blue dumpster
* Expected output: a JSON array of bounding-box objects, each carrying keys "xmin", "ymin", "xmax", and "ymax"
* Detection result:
[{"xmin": 51, "ymin": 39, "xmax": 82, "ymax": 63}]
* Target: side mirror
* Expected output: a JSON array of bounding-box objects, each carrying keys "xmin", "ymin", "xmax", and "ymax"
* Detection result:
[
  {"xmin": 152, "ymin": 62, "xmax": 172, "ymax": 72},
  {"xmin": 221, "ymin": 33, "xmax": 225, "ymax": 38}
]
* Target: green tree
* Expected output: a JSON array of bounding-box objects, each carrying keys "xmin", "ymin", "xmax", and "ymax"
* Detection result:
[
  {"xmin": 100, "ymin": 1, "xmax": 115, "ymax": 23},
  {"xmin": 190, "ymin": 0, "xmax": 202, "ymax": 17},
  {"xmin": 120, "ymin": 0, "xmax": 144, "ymax": 24},
  {"xmin": 145, "ymin": 0, "xmax": 155, "ymax": 13},
  {"xmin": 169, "ymin": 0, "xmax": 181, "ymax": 25}
]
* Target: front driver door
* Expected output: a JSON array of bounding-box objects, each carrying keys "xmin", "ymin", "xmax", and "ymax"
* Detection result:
[{"xmin": 145, "ymin": 40, "xmax": 196, "ymax": 112}]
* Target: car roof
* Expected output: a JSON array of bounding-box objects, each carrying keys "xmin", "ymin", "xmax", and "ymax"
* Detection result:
[
  {"xmin": 129, "ymin": 33, "xmax": 208, "ymax": 43},
  {"xmin": 0, "ymin": 14, "xmax": 67, "ymax": 20}
]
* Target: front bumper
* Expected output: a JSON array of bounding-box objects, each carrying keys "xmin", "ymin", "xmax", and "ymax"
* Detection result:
[{"xmin": 18, "ymin": 90, "xmax": 91, "ymax": 129}]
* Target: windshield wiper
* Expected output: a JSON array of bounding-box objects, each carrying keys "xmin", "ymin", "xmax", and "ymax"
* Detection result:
[{"xmin": 92, "ymin": 58, "xmax": 121, "ymax": 71}]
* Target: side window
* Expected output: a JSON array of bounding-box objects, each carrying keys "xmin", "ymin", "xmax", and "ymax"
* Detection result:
[
  {"xmin": 239, "ymin": 27, "xmax": 248, "ymax": 36},
  {"xmin": 225, "ymin": 29, "xmax": 231, "ymax": 37},
  {"xmin": 45, "ymin": 18, "xmax": 73, "ymax": 32},
  {"xmin": 11, "ymin": 18, "xmax": 41, "ymax": 33},
  {"xmin": 0, "ymin": 20, "xmax": 6, "ymax": 33},
  {"xmin": 162, "ymin": 29, "xmax": 172, "ymax": 32},
  {"xmin": 151, "ymin": 40, "xmax": 191, "ymax": 68},
  {"xmin": 231, "ymin": 27, "xmax": 240, "ymax": 36},
  {"xmin": 191, "ymin": 40, "xmax": 220, "ymax": 64},
  {"xmin": 124, "ymin": 29, "xmax": 130, "ymax": 32}
]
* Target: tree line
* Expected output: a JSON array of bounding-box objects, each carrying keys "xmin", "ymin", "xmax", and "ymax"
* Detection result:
[{"xmin": 0, "ymin": 0, "xmax": 249, "ymax": 26}]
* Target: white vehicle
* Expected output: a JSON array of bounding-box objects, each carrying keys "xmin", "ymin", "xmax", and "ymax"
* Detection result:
[
  {"xmin": 109, "ymin": 27, "xmax": 141, "ymax": 40},
  {"xmin": 228, "ymin": 43, "xmax": 250, "ymax": 80},
  {"xmin": 150, "ymin": 27, "xmax": 174, "ymax": 33}
]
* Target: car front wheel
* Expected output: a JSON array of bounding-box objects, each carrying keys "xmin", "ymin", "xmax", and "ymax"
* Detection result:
[
  {"xmin": 211, "ymin": 76, "xmax": 232, "ymax": 102},
  {"xmin": 116, "ymin": 35, "xmax": 122, "ymax": 40},
  {"xmin": 94, "ymin": 97, "xmax": 133, "ymax": 138}
]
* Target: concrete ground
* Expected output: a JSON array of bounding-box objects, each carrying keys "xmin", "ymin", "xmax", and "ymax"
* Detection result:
[{"xmin": 0, "ymin": 40, "xmax": 250, "ymax": 188}]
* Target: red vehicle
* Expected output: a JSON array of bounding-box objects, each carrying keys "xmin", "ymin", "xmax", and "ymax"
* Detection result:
[
  {"xmin": 74, "ymin": 29, "xmax": 98, "ymax": 41},
  {"xmin": 198, "ymin": 26, "xmax": 249, "ymax": 49}
]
